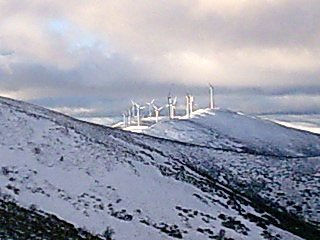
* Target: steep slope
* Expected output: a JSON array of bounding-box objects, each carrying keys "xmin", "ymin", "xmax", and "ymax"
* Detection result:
[
  {"xmin": 141, "ymin": 108, "xmax": 320, "ymax": 227},
  {"xmin": 0, "ymin": 199, "xmax": 102, "ymax": 240},
  {"xmin": 143, "ymin": 108, "xmax": 320, "ymax": 157},
  {"xmin": 0, "ymin": 96, "xmax": 319, "ymax": 240}
]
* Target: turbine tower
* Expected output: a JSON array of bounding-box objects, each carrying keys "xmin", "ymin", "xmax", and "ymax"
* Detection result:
[
  {"xmin": 131, "ymin": 100, "xmax": 136, "ymax": 118},
  {"xmin": 146, "ymin": 99, "xmax": 155, "ymax": 117},
  {"xmin": 153, "ymin": 104, "xmax": 165, "ymax": 123},
  {"xmin": 185, "ymin": 94, "xmax": 194, "ymax": 118},
  {"xmin": 209, "ymin": 83, "xmax": 215, "ymax": 109},
  {"xmin": 185, "ymin": 94, "xmax": 190, "ymax": 118},
  {"xmin": 171, "ymin": 96, "xmax": 177, "ymax": 119},
  {"xmin": 122, "ymin": 112, "xmax": 128, "ymax": 128},
  {"xmin": 189, "ymin": 95, "xmax": 194, "ymax": 114},
  {"xmin": 167, "ymin": 95, "xmax": 172, "ymax": 119},
  {"xmin": 127, "ymin": 109, "xmax": 132, "ymax": 126},
  {"xmin": 132, "ymin": 101, "xmax": 145, "ymax": 126},
  {"xmin": 167, "ymin": 95, "xmax": 177, "ymax": 120}
]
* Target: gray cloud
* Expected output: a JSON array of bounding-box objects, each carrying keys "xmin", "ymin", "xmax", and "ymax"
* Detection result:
[
  {"xmin": 0, "ymin": 50, "xmax": 14, "ymax": 56},
  {"xmin": 0, "ymin": 0, "xmax": 319, "ymax": 116}
]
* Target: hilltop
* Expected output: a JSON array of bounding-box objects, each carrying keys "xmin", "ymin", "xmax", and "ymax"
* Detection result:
[{"xmin": 142, "ymin": 108, "xmax": 320, "ymax": 157}]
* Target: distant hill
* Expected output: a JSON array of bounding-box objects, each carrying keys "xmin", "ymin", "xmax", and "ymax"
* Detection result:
[{"xmin": 143, "ymin": 108, "xmax": 320, "ymax": 157}]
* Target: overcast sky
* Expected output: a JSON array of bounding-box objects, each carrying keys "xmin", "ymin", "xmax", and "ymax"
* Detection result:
[{"xmin": 1, "ymin": 0, "xmax": 320, "ymax": 116}]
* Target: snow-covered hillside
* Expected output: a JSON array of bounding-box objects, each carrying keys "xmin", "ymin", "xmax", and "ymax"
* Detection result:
[
  {"xmin": 0, "ymin": 97, "xmax": 319, "ymax": 240},
  {"xmin": 143, "ymin": 108, "xmax": 320, "ymax": 157},
  {"xmin": 260, "ymin": 114, "xmax": 320, "ymax": 135},
  {"xmin": 141, "ymin": 108, "xmax": 320, "ymax": 227}
]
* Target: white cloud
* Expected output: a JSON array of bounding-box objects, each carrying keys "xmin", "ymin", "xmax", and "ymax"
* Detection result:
[{"xmin": 50, "ymin": 106, "xmax": 95, "ymax": 116}]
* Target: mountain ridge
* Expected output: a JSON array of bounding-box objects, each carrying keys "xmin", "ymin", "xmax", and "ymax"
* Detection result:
[{"xmin": 142, "ymin": 108, "xmax": 320, "ymax": 158}]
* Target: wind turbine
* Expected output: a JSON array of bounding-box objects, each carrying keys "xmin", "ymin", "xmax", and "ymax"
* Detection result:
[
  {"xmin": 209, "ymin": 83, "xmax": 215, "ymax": 109},
  {"xmin": 132, "ymin": 101, "xmax": 145, "ymax": 126},
  {"xmin": 167, "ymin": 95, "xmax": 172, "ymax": 119},
  {"xmin": 146, "ymin": 99, "xmax": 155, "ymax": 117},
  {"xmin": 185, "ymin": 94, "xmax": 190, "ymax": 118},
  {"xmin": 185, "ymin": 94, "xmax": 194, "ymax": 118},
  {"xmin": 127, "ymin": 109, "xmax": 132, "ymax": 126},
  {"xmin": 153, "ymin": 104, "xmax": 165, "ymax": 123},
  {"xmin": 171, "ymin": 96, "xmax": 177, "ymax": 119},
  {"xmin": 122, "ymin": 112, "xmax": 128, "ymax": 128},
  {"xmin": 167, "ymin": 95, "xmax": 177, "ymax": 119},
  {"xmin": 131, "ymin": 100, "xmax": 136, "ymax": 118},
  {"xmin": 189, "ymin": 95, "xmax": 194, "ymax": 114}
]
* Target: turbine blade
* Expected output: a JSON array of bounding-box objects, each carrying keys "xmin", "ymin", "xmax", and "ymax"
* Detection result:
[{"xmin": 173, "ymin": 97, "xmax": 177, "ymax": 105}]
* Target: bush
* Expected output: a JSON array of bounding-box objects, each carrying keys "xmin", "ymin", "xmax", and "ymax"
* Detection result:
[{"xmin": 103, "ymin": 226, "xmax": 115, "ymax": 240}]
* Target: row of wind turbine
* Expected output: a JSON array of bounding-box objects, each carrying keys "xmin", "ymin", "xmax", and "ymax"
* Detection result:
[{"xmin": 121, "ymin": 83, "xmax": 215, "ymax": 128}]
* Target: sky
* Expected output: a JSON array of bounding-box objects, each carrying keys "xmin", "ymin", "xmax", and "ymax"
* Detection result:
[{"xmin": 1, "ymin": 0, "xmax": 320, "ymax": 117}]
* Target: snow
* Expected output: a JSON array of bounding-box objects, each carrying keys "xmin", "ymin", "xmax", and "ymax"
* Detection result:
[
  {"xmin": 123, "ymin": 125, "xmax": 149, "ymax": 133},
  {"xmin": 143, "ymin": 108, "xmax": 320, "ymax": 157},
  {"xmin": 260, "ymin": 114, "xmax": 320, "ymax": 135},
  {"xmin": 79, "ymin": 117, "xmax": 116, "ymax": 126},
  {"xmin": 140, "ymin": 108, "xmax": 320, "ymax": 226},
  {"xmin": 0, "ymin": 96, "xmax": 315, "ymax": 239},
  {"xmin": 267, "ymin": 119, "xmax": 320, "ymax": 135}
]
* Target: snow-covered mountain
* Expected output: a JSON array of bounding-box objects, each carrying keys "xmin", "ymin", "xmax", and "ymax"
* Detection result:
[
  {"xmin": 141, "ymin": 108, "xmax": 320, "ymax": 227},
  {"xmin": 260, "ymin": 114, "xmax": 320, "ymax": 135},
  {"xmin": 143, "ymin": 108, "xmax": 320, "ymax": 157},
  {"xmin": 0, "ymin": 97, "xmax": 319, "ymax": 240}
]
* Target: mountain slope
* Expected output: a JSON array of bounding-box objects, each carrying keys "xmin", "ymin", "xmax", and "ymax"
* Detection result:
[
  {"xmin": 143, "ymin": 108, "xmax": 320, "ymax": 157},
  {"xmin": 0, "ymin": 199, "xmax": 102, "ymax": 240},
  {"xmin": 0, "ymin": 97, "xmax": 318, "ymax": 239},
  {"xmin": 141, "ymin": 108, "xmax": 320, "ymax": 228}
]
